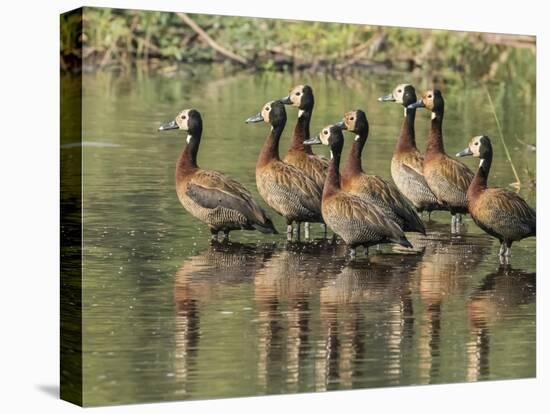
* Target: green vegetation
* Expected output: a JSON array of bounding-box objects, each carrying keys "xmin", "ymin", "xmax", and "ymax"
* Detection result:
[{"xmin": 61, "ymin": 7, "xmax": 535, "ymax": 82}]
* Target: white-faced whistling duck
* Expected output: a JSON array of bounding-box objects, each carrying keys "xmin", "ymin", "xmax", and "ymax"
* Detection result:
[
  {"xmin": 339, "ymin": 109, "xmax": 425, "ymax": 235},
  {"xmin": 159, "ymin": 109, "xmax": 278, "ymax": 240},
  {"xmin": 304, "ymin": 123, "xmax": 413, "ymax": 258},
  {"xmin": 245, "ymin": 100, "xmax": 324, "ymax": 241},
  {"xmin": 408, "ymin": 89, "xmax": 474, "ymax": 233},
  {"xmin": 457, "ymin": 135, "xmax": 535, "ymax": 262},
  {"xmin": 279, "ymin": 84, "xmax": 329, "ymax": 238},
  {"xmin": 378, "ymin": 84, "xmax": 445, "ymax": 219}
]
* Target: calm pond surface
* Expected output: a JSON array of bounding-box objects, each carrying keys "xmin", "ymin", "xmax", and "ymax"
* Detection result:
[{"xmin": 68, "ymin": 67, "xmax": 535, "ymax": 405}]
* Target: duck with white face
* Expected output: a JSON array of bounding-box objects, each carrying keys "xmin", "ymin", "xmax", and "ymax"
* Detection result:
[
  {"xmin": 338, "ymin": 108, "xmax": 425, "ymax": 235},
  {"xmin": 278, "ymin": 84, "xmax": 329, "ymax": 239},
  {"xmin": 378, "ymin": 84, "xmax": 444, "ymax": 218},
  {"xmin": 407, "ymin": 89, "xmax": 474, "ymax": 233},
  {"xmin": 245, "ymin": 100, "xmax": 324, "ymax": 241},
  {"xmin": 456, "ymin": 135, "xmax": 535, "ymax": 262},
  {"xmin": 304, "ymin": 123, "xmax": 413, "ymax": 258},
  {"xmin": 158, "ymin": 108, "xmax": 278, "ymax": 240}
]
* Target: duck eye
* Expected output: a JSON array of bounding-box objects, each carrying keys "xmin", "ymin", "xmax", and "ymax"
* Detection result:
[
  {"xmin": 295, "ymin": 92, "xmax": 301, "ymax": 96},
  {"xmin": 350, "ymin": 117, "xmax": 354, "ymax": 121},
  {"xmin": 475, "ymin": 142, "xmax": 479, "ymax": 146},
  {"xmin": 323, "ymin": 130, "xmax": 328, "ymax": 135},
  {"xmin": 398, "ymin": 89, "xmax": 402, "ymax": 93},
  {"xmin": 182, "ymin": 115, "xmax": 186, "ymax": 119},
  {"xmin": 428, "ymin": 95, "xmax": 432, "ymax": 99},
  {"xmin": 265, "ymin": 107, "xmax": 270, "ymax": 111}
]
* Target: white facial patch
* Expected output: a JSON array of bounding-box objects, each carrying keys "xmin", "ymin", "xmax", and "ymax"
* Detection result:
[{"xmin": 186, "ymin": 135, "xmax": 192, "ymax": 144}]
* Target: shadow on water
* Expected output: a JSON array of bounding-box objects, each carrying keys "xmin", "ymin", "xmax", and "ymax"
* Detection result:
[
  {"xmin": 254, "ymin": 240, "xmax": 340, "ymax": 394},
  {"xmin": 412, "ymin": 223, "xmax": 492, "ymax": 385},
  {"xmin": 466, "ymin": 266, "xmax": 536, "ymax": 382},
  {"xmin": 168, "ymin": 228, "xmax": 536, "ymax": 400},
  {"xmin": 316, "ymin": 252, "xmax": 423, "ymax": 391},
  {"xmin": 173, "ymin": 241, "xmax": 271, "ymax": 398}
]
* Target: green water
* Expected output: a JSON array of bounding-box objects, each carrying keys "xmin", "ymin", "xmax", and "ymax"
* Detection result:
[{"xmin": 67, "ymin": 68, "xmax": 535, "ymax": 406}]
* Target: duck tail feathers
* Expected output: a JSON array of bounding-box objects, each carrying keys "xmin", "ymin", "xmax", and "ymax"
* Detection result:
[
  {"xmin": 392, "ymin": 236, "xmax": 413, "ymax": 249},
  {"xmin": 253, "ymin": 217, "xmax": 279, "ymax": 234}
]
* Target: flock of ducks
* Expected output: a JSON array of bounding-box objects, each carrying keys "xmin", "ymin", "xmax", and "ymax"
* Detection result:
[{"xmin": 158, "ymin": 83, "xmax": 536, "ymax": 261}]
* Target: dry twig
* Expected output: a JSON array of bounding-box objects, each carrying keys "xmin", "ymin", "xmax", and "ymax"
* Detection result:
[
  {"xmin": 484, "ymin": 84, "xmax": 522, "ymax": 189},
  {"xmin": 176, "ymin": 12, "xmax": 249, "ymax": 66}
]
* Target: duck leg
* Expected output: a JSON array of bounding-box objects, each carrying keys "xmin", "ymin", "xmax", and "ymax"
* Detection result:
[
  {"xmin": 223, "ymin": 229, "xmax": 230, "ymax": 242},
  {"xmin": 504, "ymin": 241, "xmax": 512, "ymax": 258},
  {"xmin": 458, "ymin": 214, "xmax": 464, "ymax": 232},
  {"xmin": 498, "ymin": 242, "xmax": 506, "ymax": 256},
  {"xmin": 304, "ymin": 222, "xmax": 311, "ymax": 240},
  {"xmin": 210, "ymin": 229, "xmax": 219, "ymax": 241},
  {"xmin": 455, "ymin": 214, "xmax": 465, "ymax": 234},
  {"xmin": 365, "ymin": 246, "xmax": 370, "ymax": 256},
  {"xmin": 451, "ymin": 214, "xmax": 461, "ymax": 234},
  {"xmin": 349, "ymin": 247, "xmax": 357, "ymax": 259},
  {"xmin": 286, "ymin": 224, "xmax": 293, "ymax": 241},
  {"xmin": 294, "ymin": 222, "xmax": 301, "ymax": 241},
  {"xmin": 322, "ymin": 223, "xmax": 328, "ymax": 239},
  {"xmin": 500, "ymin": 243, "xmax": 512, "ymax": 265}
]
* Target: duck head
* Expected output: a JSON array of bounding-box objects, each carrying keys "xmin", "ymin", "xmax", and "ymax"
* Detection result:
[
  {"xmin": 279, "ymin": 84, "xmax": 314, "ymax": 117},
  {"xmin": 158, "ymin": 109, "xmax": 202, "ymax": 143},
  {"xmin": 456, "ymin": 135, "xmax": 493, "ymax": 160},
  {"xmin": 304, "ymin": 123, "xmax": 345, "ymax": 158},
  {"xmin": 342, "ymin": 110, "xmax": 369, "ymax": 139},
  {"xmin": 408, "ymin": 89, "xmax": 444, "ymax": 117},
  {"xmin": 245, "ymin": 100, "xmax": 287, "ymax": 128},
  {"xmin": 379, "ymin": 84, "xmax": 418, "ymax": 108}
]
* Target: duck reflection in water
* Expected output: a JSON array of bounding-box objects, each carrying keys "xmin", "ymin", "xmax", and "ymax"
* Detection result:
[
  {"xmin": 466, "ymin": 266, "xmax": 535, "ymax": 382},
  {"xmin": 315, "ymin": 252, "xmax": 421, "ymax": 391},
  {"xmin": 254, "ymin": 241, "xmax": 338, "ymax": 394},
  {"xmin": 173, "ymin": 241, "xmax": 269, "ymax": 396},
  {"xmin": 415, "ymin": 229, "xmax": 491, "ymax": 384}
]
